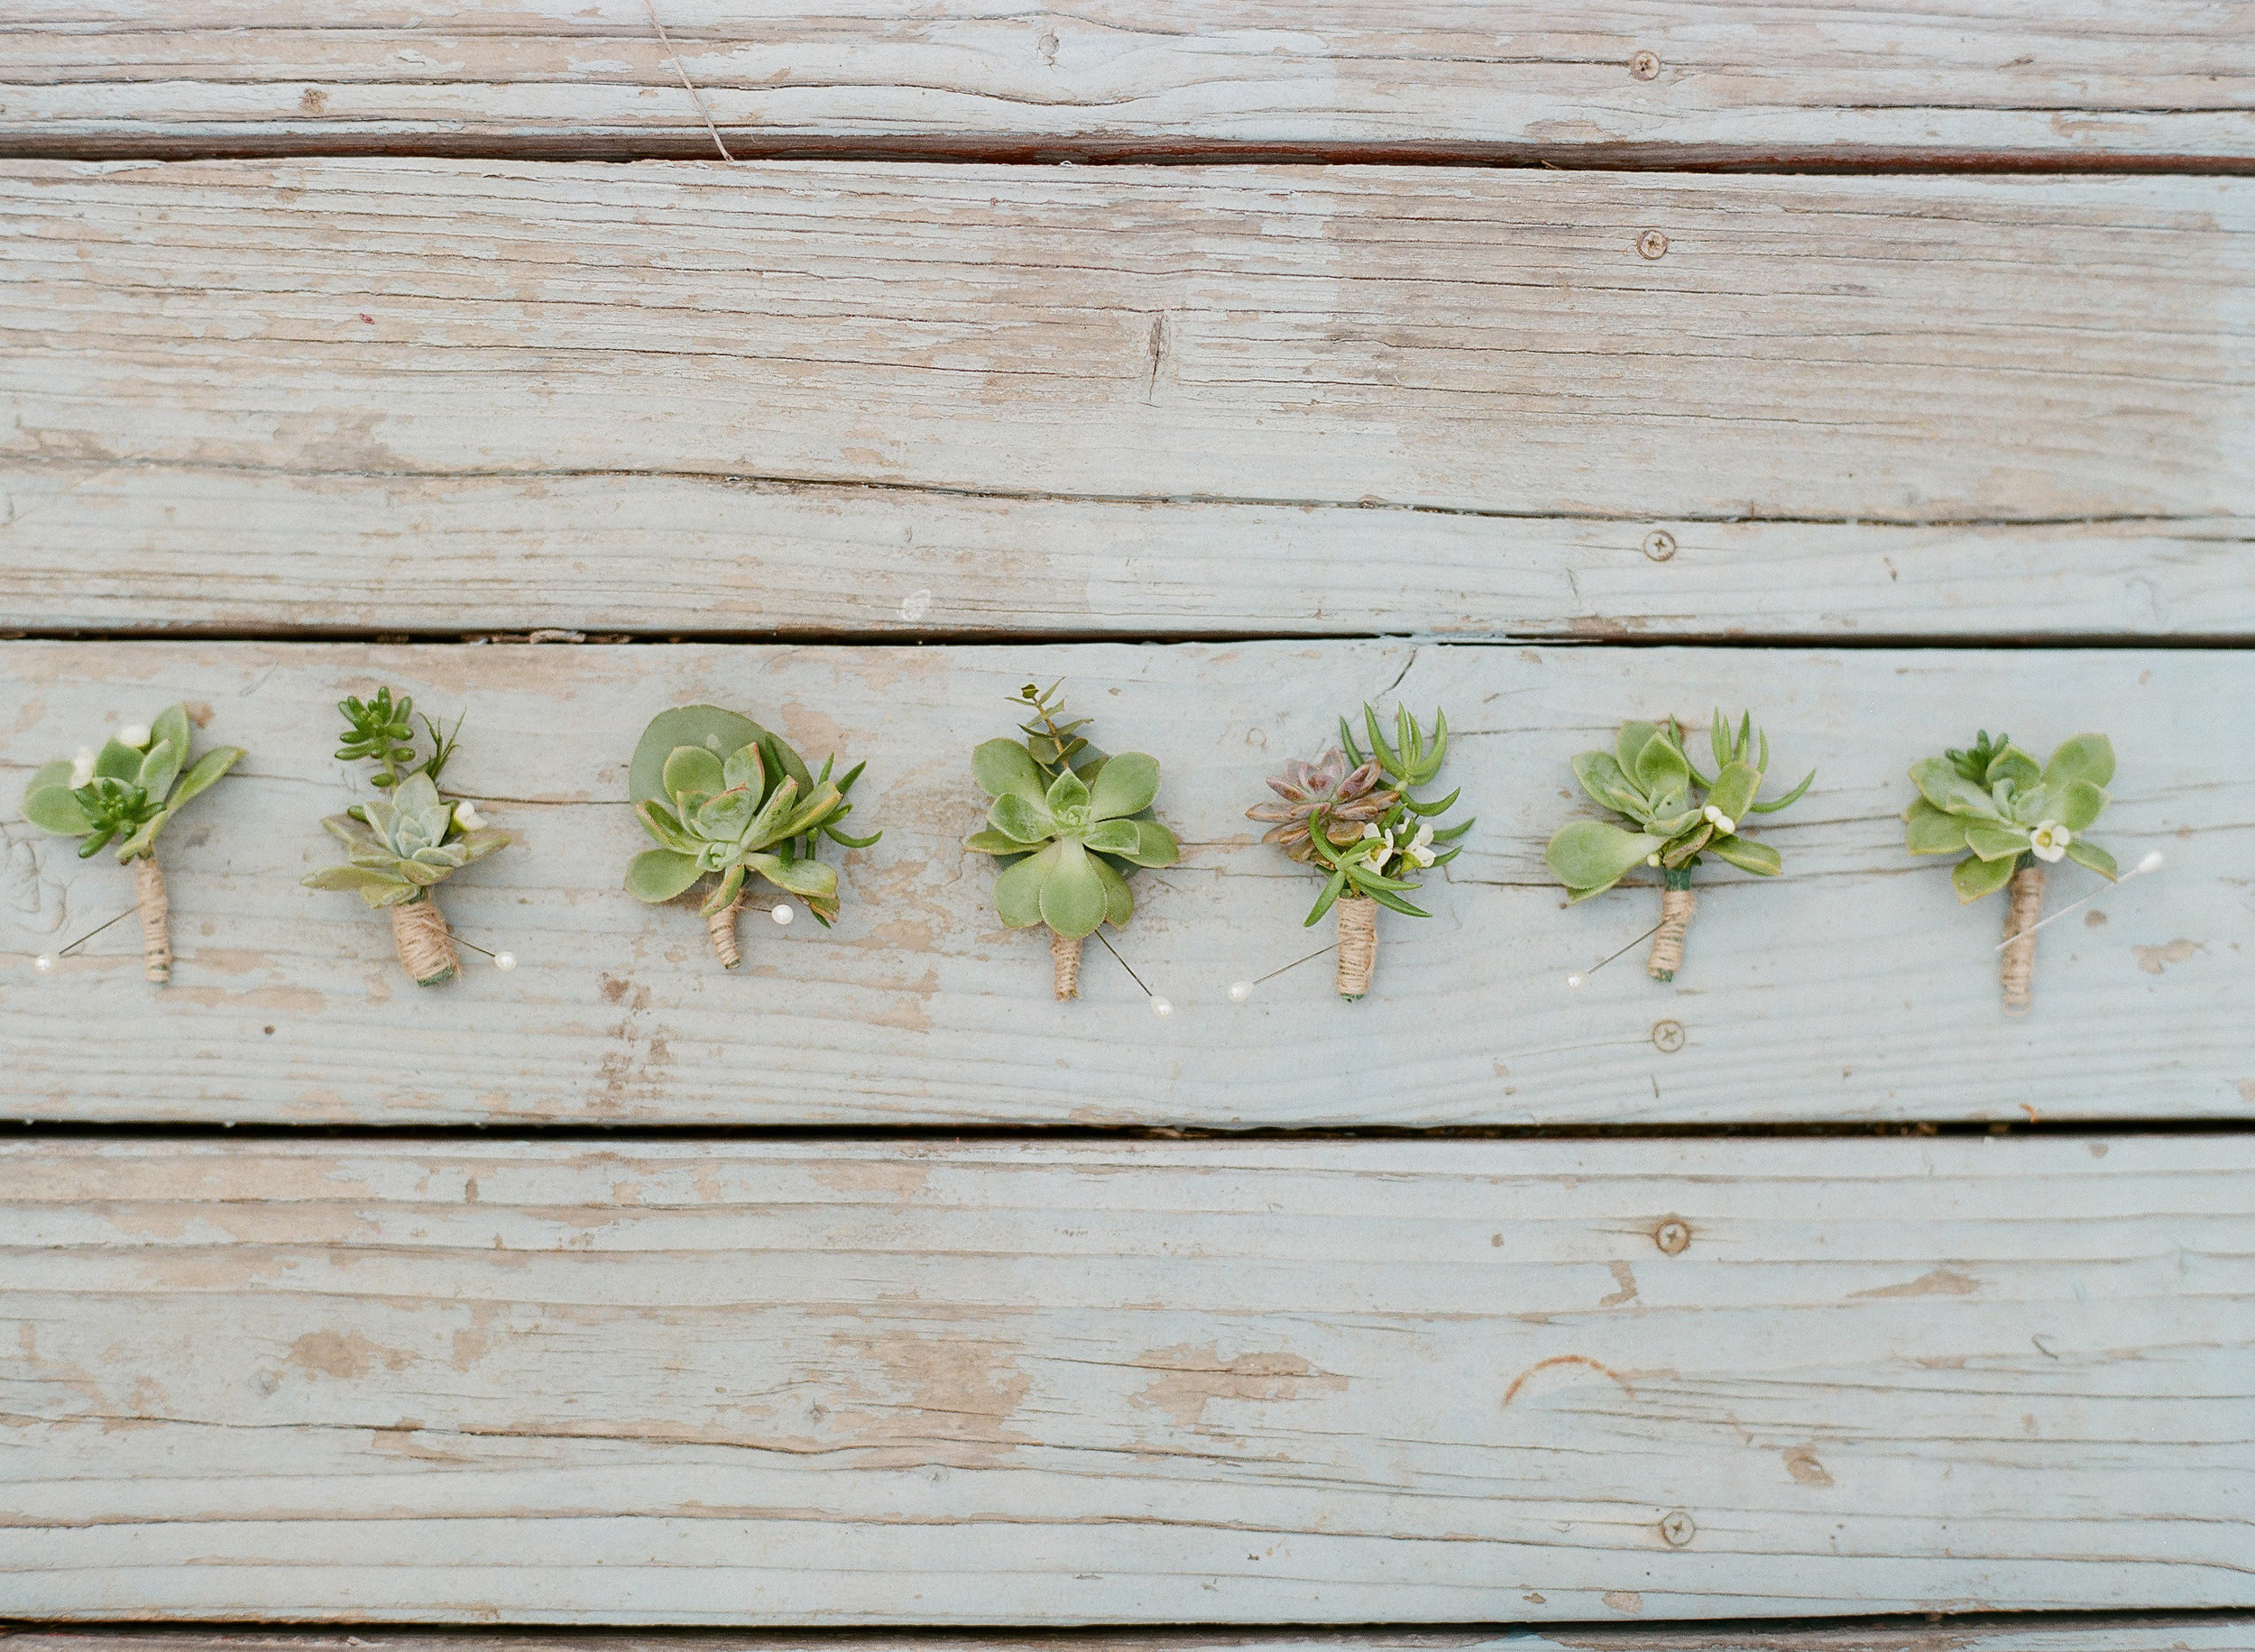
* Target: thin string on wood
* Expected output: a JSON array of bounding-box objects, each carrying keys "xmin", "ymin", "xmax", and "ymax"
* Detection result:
[
  {"xmin": 391, "ymin": 898, "xmax": 459, "ymax": 987},
  {"xmin": 1334, "ymin": 894, "xmax": 1377, "ymax": 1000},
  {"xmin": 641, "ymin": 0, "xmax": 734, "ymax": 161}
]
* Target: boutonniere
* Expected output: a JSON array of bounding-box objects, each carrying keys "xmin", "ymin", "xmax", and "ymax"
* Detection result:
[
  {"xmin": 302, "ymin": 687, "xmax": 513, "ymax": 986},
  {"xmin": 623, "ymin": 705, "xmax": 878, "ymax": 968},
  {"xmin": 22, "ymin": 705, "xmax": 244, "ymax": 982},
  {"xmin": 1905, "ymin": 729, "xmax": 2115, "ymax": 1010},
  {"xmin": 1248, "ymin": 705, "xmax": 1470, "ymax": 1000},
  {"xmin": 1547, "ymin": 711, "xmax": 1810, "ymax": 981},
  {"xmin": 965, "ymin": 681, "xmax": 1180, "ymax": 1000}
]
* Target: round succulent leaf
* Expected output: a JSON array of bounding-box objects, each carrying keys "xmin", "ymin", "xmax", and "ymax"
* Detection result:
[
  {"xmin": 23, "ymin": 769, "xmax": 91, "ymax": 835},
  {"xmin": 696, "ymin": 787, "xmax": 755, "ymax": 840},
  {"xmin": 742, "ymin": 850, "xmax": 838, "ymax": 900},
  {"xmin": 1086, "ymin": 751, "xmax": 1159, "ymax": 821},
  {"xmin": 2055, "ymin": 777, "xmax": 2109, "ymax": 832},
  {"xmin": 1121, "ymin": 819, "xmax": 1181, "ymax": 867},
  {"xmin": 135, "ymin": 738, "xmax": 182, "ymax": 801},
  {"xmin": 1952, "ymin": 849, "xmax": 2020, "ymax": 902},
  {"xmin": 989, "ymin": 792, "xmax": 1055, "ymax": 844},
  {"xmin": 92, "ymin": 739, "xmax": 145, "ymax": 783},
  {"xmin": 1081, "ymin": 817, "xmax": 1141, "ymax": 855},
  {"xmin": 2044, "ymin": 732, "xmax": 2115, "ymax": 790},
  {"xmin": 722, "ymin": 744, "xmax": 767, "ymax": 794},
  {"xmin": 992, "ymin": 842, "xmax": 1059, "ymax": 927},
  {"xmin": 169, "ymin": 746, "xmax": 243, "ymax": 811},
  {"xmin": 151, "ymin": 704, "xmax": 192, "ymax": 763},
  {"xmin": 304, "ymin": 862, "xmax": 419, "ymax": 908},
  {"xmin": 664, "ymin": 745, "xmax": 728, "ymax": 804},
  {"xmin": 1090, "ymin": 851, "xmax": 1135, "ymax": 927},
  {"xmin": 963, "ymin": 829, "xmax": 1026, "ymax": 856},
  {"xmin": 1038, "ymin": 839, "xmax": 1109, "ymax": 939},
  {"xmin": 1706, "ymin": 760, "xmax": 1761, "ymax": 823},
  {"xmin": 1911, "ymin": 757, "xmax": 2003, "ymax": 819},
  {"xmin": 1571, "ymin": 751, "xmax": 1646, "ymax": 816},
  {"xmin": 454, "ymin": 829, "xmax": 512, "ymax": 864},
  {"xmin": 1904, "ymin": 799, "xmax": 1972, "ymax": 856},
  {"xmin": 1045, "ymin": 766, "xmax": 1091, "ymax": 818},
  {"xmin": 1706, "ymin": 832, "xmax": 1781, "ymax": 876},
  {"xmin": 1964, "ymin": 821, "xmax": 2031, "ymax": 862},
  {"xmin": 1632, "ymin": 728, "xmax": 1690, "ymax": 796},
  {"xmin": 1983, "ymin": 745, "xmax": 2042, "ymax": 791},
  {"xmin": 635, "ymin": 799, "xmax": 697, "ymax": 852},
  {"xmin": 2065, "ymin": 838, "xmax": 2118, "ymax": 879},
  {"xmin": 630, "ymin": 707, "xmax": 769, "ymax": 804},
  {"xmin": 1614, "ymin": 720, "xmax": 1662, "ymax": 776},
  {"xmin": 1546, "ymin": 819, "xmax": 1664, "ymax": 895},
  {"xmin": 972, "ymin": 738, "xmax": 1049, "ymax": 806},
  {"xmin": 701, "ymin": 862, "xmax": 749, "ymax": 918}
]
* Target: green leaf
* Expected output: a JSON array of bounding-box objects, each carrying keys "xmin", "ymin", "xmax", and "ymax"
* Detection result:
[
  {"xmin": 993, "ymin": 842, "xmax": 1057, "ymax": 927},
  {"xmin": 170, "ymin": 746, "xmax": 243, "ymax": 810},
  {"xmin": 1911, "ymin": 757, "xmax": 2002, "ymax": 819},
  {"xmin": 1615, "ymin": 720, "xmax": 1660, "ymax": 777},
  {"xmin": 702, "ymin": 862, "xmax": 748, "ymax": 918},
  {"xmin": 150, "ymin": 704, "xmax": 192, "ymax": 765},
  {"xmin": 1706, "ymin": 833, "xmax": 1781, "ymax": 876},
  {"xmin": 636, "ymin": 799, "xmax": 697, "ymax": 852},
  {"xmin": 1546, "ymin": 819, "xmax": 1665, "ymax": 895},
  {"xmin": 1904, "ymin": 798, "xmax": 1971, "ymax": 856},
  {"xmin": 972, "ymin": 738, "xmax": 1047, "ymax": 805},
  {"xmin": 663, "ymin": 744, "xmax": 727, "ymax": 803},
  {"xmin": 23, "ymin": 766, "xmax": 90, "ymax": 835},
  {"xmin": 1965, "ymin": 821, "xmax": 2031, "ymax": 861},
  {"xmin": 93, "ymin": 739, "xmax": 144, "ymax": 782},
  {"xmin": 1090, "ymin": 850, "xmax": 1135, "ymax": 928},
  {"xmin": 2065, "ymin": 839, "xmax": 2118, "ymax": 880},
  {"xmin": 760, "ymin": 732, "xmax": 815, "ymax": 796},
  {"xmin": 722, "ymin": 743, "xmax": 766, "ymax": 794},
  {"xmin": 1119, "ymin": 819, "xmax": 1180, "ymax": 867},
  {"xmin": 303, "ymin": 863, "xmax": 418, "ymax": 908},
  {"xmin": 1632, "ymin": 727, "xmax": 1689, "ymax": 796},
  {"xmin": 624, "ymin": 848, "xmax": 703, "ymax": 903},
  {"xmin": 1748, "ymin": 766, "xmax": 1815, "ymax": 814},
  {"xmin": 1706, "ymin": 759, "xmax": 1760, "ymax": 823},
  {"xmin": 115, "ymin": 812, "xmax": 168, "ymax": 863},
  {"xmin": 963, "ymin": 829, "xmax": 1026, "ymax": 856},
  {"xmin": 696, "ymin": 786, "xmax": 754, "ymax": 840},
  {"xmin": 1571, "ymin": 751, "xmax": 1646, "ymax": 816},
  {"xmin": 1304, "ymin": 867, "xmax": 1349, "ymax": 926},
  {"xmin": 630, "ymin": 706, "xmax": 768, "ymax": 804},
  {"xmin": 1038, "ymin": 839, "xmax": 1109, "ymax": 938},
  {"xmin": 128, "ymin": 737, "xmax": 179, "ymax": 802},
  {"xmin": 2055, "ymin": 778, "xmax": 2109, "ymax": 832},
  {"xmin": 1952, "ymin": 850, "xmax": 2020, "ymax": 902},
  {"xmin": 1086, "ymin": 751, "xmax": 1159, "ymax": 821},
  {"xmin": 453, "ymin": 829, "xmax": 511, "ymax": 865},
  {"xmin": 989, "ymin": 792, "xmax": 1054, "ymax": 844},
  {"xmin": 1082, "ymin": 818, "xmax": 1140, "ymax": 854},
  {"xmin": 1045, "ymin": 766, "xmax": 1091, "ymax": 815},
  {"xmin": 1984, "ymin": 744, "xmax": 2041, "ymax": 792},
  {"xmin": 2044, "ymin": 732, "xmax": 2115, "ymax": 790},
  {"xmin": 742, "ymin": 851, "xmax": 838, "ymax": 901},
  {"xmin": 775, "ymin": 780, "xmax": 845, "ymax": 843}
]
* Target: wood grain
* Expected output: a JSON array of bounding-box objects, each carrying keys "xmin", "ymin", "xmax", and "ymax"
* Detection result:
[
  {"xmin": 3, "ymin": 640, "xmax": 2249, "ymax": 1128},
  {"xmin": 14, "ymin": 1632, "xmax": 2255, "ymax": 1652},
  {"xmin": 6, "ymin": 2, "xmax": 2251, "ymax": 164},
  {"xmin": 5, "ymin": 1134, "xmax": 2249, "ymax": 1621},
  {"xmin": 4, "ymin": 161, "xmax": 2250, "ymax": 641}
]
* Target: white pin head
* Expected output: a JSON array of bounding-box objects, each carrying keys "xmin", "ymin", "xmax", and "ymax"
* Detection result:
[
  {"xmin": 32, "ymin": 954, "xmax": 54, "ymax": 974},
  {"xmin": 770, "ymin": 903, "xmax": 795, "ymax": 925},
  {"xmin": 1149, "ymin": 996, "xmax": 1174, "ymax": 1019},
  {"xmin": 1565, "ymin": 971, "xmax": 1586, "ymax": 989},
  {"xmin": 2134, "ymin": 850, "xmax": 2165, "ymax": 875},
  {"xmin": 493, "ymin": 950, "xmax": 517, "ymax": 971},
  {"xmin": 1228, "ymin": 980, "xmax": 1254, "ymax": 1003}
]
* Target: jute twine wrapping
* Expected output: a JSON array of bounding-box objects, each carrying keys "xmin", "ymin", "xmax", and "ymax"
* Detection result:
[
  {"xmin": 134, "ymin": 856, "xmax": 170, "ymax": 985},
  {"xmin": 1051, "ymin": 930, "xmax": 1082, "ymax": 1000},
  {"xmin": 2001, "ymin": 863, "xmax": 2045, "ymax": 1014},
  {"xmin": 1335, "ymin": 895, "xmax": 1377, "ymax": 1000},
  {"xmin": 706, "ymin": 892, "xmax": 744, "ymax": 969},
  {"xmin": 391, "ymin": 897, "xmax": 458, "ymax": 987},
  {"xmin": 1648, "ymin": 886, "xmax": 1698, "ymax": 981}
]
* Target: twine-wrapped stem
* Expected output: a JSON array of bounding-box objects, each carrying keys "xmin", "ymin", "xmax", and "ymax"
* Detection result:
[
  {"xmin": 2001, "ymin": 860, "xmax": 2045, "ymax": 1014},
  {"xmin": 1051, "ymin": 929, "xmax": 1082, "ymax": 1000},
  {"xmin": 1648, "ymin": 867, "xmax": 1697, "ymax": 982},
  {"xmin": 391, "ymin": 895, "xmax": 458, "ymax": 987},
  {"xmin": 705, "ymin": 892, "xmax": 744, "ymax": 968},
  {"xmin": 1335, "ymin": 894, "xmax": 1377, "ymax": 1000},
  {"xmin": 133, "ymin": 856, "xmax": 170, "ymax": 984}
]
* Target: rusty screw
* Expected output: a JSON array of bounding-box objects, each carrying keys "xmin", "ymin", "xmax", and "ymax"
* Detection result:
[
  {"xmin": 1660, "ymin": 1510, "xmax": 1696, "ymax": 1546},
  {"xmin": 1643, "ymin": 528, "xmax": 1677, "ymax": 562},
  {"xmin": 1651, "ymin": 1018, "xmax": 1685, "ymax": 1053},
  {"xmin": 1637, "ymin": 230, "xmax": 1670, "ymax": 261},
  {"xmin": 1630, "ymin": 50, "xmax": 1661, "ymax": 80},
  {"xmin": 1655, "ymin": 1219, "xmax": 1691, "ymax": 1255}
]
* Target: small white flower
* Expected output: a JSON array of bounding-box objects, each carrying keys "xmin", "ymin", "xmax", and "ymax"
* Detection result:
[
  {"xmin": 1701, "ymin": 803, "xmax": 1736, "ymax": 836},
  {"xmin": 1360, "ymin": 821, "xmax": 1393, "ymax": 869},
  {"xmin": 452, "ymin": 800, "xmax": 486, "ymax": 833},
  {"xmin": 116, "ymin": 723, "xmax": 151, "ymax": 749},
  {"xmin": 1645, "ymin": 852, "xmax": 1661, "ymax": 867},
  {"xmin": 1396, "ymin": 820, "xmax": 1437, "ymax": 869},
  {"xmin": 2028, "ymin": 820, "xmax": 2071, "ymax": 863},
  {"xmin": 69, "ymin": 747, "xmax": 97, "ymax": 788}
]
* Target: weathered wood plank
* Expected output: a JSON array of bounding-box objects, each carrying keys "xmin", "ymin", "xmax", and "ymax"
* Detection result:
[
  {"xmin": 4, "ymin": 161, "xmax": 2250, "ymax": 641},
  {"xmin": 2, "ymin": 641, "xmax": 2248, "ymax": 1127},
  {"xmin": 14, "ymin": 1631, "xmax": 2255, "ymax": 1652},
  {"xmin": 5, "ymin": 3, "xmax": 2251, "ymax": 164},
  {"xmin": 5, "ymin": 1135, "xmax": 2249, "ymax": 1620}
]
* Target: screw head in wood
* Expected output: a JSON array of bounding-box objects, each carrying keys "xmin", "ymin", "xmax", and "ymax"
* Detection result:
[
  {"xmin": 1651, "ymin": 1018, "xmax": 1685, "ymax": 1052},
  {"xmin": 1655, "ymin": 1219, "xmax": 1691, "ymax": 1254},
  {"xmin": 1660, "ymin": 1510, "xmax": 1695, "ymax": 1546},
  {"xmin": 1638, "ymin": 230, "xmax": 1670, "ymax": 261},
  {"xmin": 1643, "ymin": 528, "xmax": 1677, "ymax": 561},
  {"xmin": 1630, "ymin": 50, "xmax": 1661, "ymax": 80}
]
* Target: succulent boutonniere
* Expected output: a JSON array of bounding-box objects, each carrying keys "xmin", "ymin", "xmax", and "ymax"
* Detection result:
[
  {"xmin": 623, "ymin": 705, "xmax": 878, "ymax": 968},
  {"xmin": 965, "ymin": 681, "xmax": 1180, "ymax": 1000},
  {"xmin": 1905, "ymin": 729, "xmax": 2115, "ymax": 1011},
  {"xmin": 1546, "ymin": 711, "xmax": 1811, "ymax": 982},
  {"xmin": 22, "ymin": 705, "xmax": 245, "ymax": 983},
  {"xmin": 1248, "ymin": 705, "xmax": 1470, "ymax": 1001},
  {"xmin": 302, "ymin": 687, "xmax": 513, "ymax": 986}
]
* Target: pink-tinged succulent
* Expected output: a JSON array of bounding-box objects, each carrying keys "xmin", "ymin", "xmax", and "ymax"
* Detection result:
[{"xmin": 1247, "ymin": 748, "xmax": 1398, "ymax": 863}]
